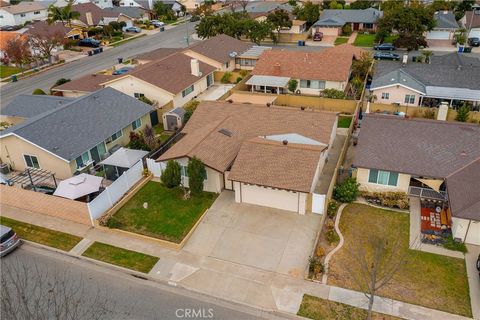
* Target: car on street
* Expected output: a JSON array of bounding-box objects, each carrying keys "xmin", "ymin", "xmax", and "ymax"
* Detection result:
[
  {"xmin": 374, "ymin": 52, "xmax": 400, "ymax": 60},
  {"xmin": 190, "ymin": 15, "xmax": 200, "ymax": 22},
  {"xmin": 150, "ymin": 20, "xmax": 165, "ymax": 27},
  {"xmin": 125, "ymin": 26, "xmax": 141, "ymax": 33},
  {"xmin": 113, "ymin": 67, "xmax": 133, "ymax": 75},
  {"xmin": 313, "ymin": 32, "xmax": 323, "ymax": 41},
  {"xmin": 79, "ymin": 38, "xmax": 101, "ymax": 48},
  {"xmin": 468, "ymin": 37, "xmax": 480, "ymax": 47},
  {"xmin": 0, "ymin": 25, "xmax": 14, "ymax": 31},
  {"xmin": 0, "ymin": 225, "xmax": 21, "ymax": 257},
  {"xmin": 374, "ymin": 43, "xmax": 396, "ymax": 51}
]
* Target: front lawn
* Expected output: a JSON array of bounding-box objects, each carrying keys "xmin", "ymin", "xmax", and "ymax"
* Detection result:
[
  {"xmin": 106, "ymin": 181, "xmax": 218, "ymax": 243},
  {"xmin": 0, "ymin": 216, "xmax": 82, "ymax": 251},
  {"xmin": 328, "ymin": 204, "xmax": 472, "ymax": 317},
  {"xmin": 298, "ymin": 294, "xmax": 400, "ymax": 320},
  {"xmin": 338, "ymin": 115, "xmax": 352, "ymax": 128},
  {"xmin": 82, "ymin": 242, "xmax": 158, "ymax": 273},
  {"xmin": 334, "ymin": 37, "xmax": 349, "ymax": 46},
  {"xmin": 0, "ymin": 66, "xmax": 23, "ymax": 78},
  {"xmin": 353, "ymin": 33, "xmax": 376, "ymax": 47}
]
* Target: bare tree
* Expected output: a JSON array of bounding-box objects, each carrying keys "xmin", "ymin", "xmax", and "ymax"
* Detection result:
[
  {"xmin": 28, "ymin": 31, "xmax": 65, "ymax": 64},
  {"xmin": 343, "ymin": 229, "xmax": 409, "ymax": 320},
  {"xmin": 1, "ymin": 258, "xmax": 115, "ymax": 320},
  {"xmin": 237, "ymin": 0, "xmax": 249, "ymax": 11},
  {"xmin": 5, "ymin": 38, "xmax": 31, "ymax": 69}
]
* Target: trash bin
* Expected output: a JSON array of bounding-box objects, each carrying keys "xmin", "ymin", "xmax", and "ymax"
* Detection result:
[
  {"xmin": 458, "ymin": 46, "xmax": 464, "ymax": 53},
  {"xmin": 464, "ymin": 47, "xmax": 472, "ymax": 53},
  {"xmin": 99, "ymin": 47, "xmax": 103, "ymax": 53},
  {"xmin": 298, "ymin": 40, "xmax": 302, "ymax": 46},
  {"xmin": 412, "ymin": 56, "xmax": 417, "ymax": 62},
  {"xmin": 11, "ymin": 75, "xmax": 17, "ymax": 82},
  {"xmin": 88, "ymin": 50, "xmax": 93, "ymax": 56},
  {"xmin": 117, "ymin": 57, "xmax": 123, "ymax": 64},
  {"xmin": 160, "ymin": 26, "xmax": 165, "ymax": 32}
]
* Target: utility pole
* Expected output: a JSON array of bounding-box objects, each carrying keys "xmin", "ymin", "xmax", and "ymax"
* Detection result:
[{"xmin": 185, "ymin": 18, "xmax": 190, "ymax": 46}]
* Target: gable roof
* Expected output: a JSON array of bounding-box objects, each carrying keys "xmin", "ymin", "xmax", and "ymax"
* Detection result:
[
  {"xmin": 158, "ymin": 101, "xmax": 337, "ymax": 173},
  {"xmin": 233, "ymin": 1, "xmax": 294, "ymax": 14},
  {"xmin": 187, "ymin": 34, "xmax": 253, "ymax": 64},
  {"xmin": 313, "ymin": 8, "xmax": 383, "ymax": 26},
  {"xmin": 433, "ymin": 11, "xmax": 459, "ymax": 29},
  {"xmin": 353, "ymin": 114, "xmax": 480, "ymax": 179},
  {"xmin": 1, "ymin": 88, "xmax": 153, "ymax": 161},
  {"xmin": 52, "ymin": 74, "xmax": 119, "ymax": 93},
  {"xmin": 370, "ymin": 68, "xmax": 426, "ymax": 94},
  {"xmin": 1, "ymin": 95, "xmax": 74, "ymax": 118},
  {"xmin": 135, "ymin": 47, "xmax": 182, "ymax": 62},
  {"xmin": 0, "ymin": 2, "xmax": 46, "ymax": 14},
  {"xmin": 102, "ymin": 6, "xmax": 148, "ymax": 19},
  {"xmin": 25, "ymin": 20, "xmax": 74, "ymax": 38},
  {"xmin": 72, "ymin": 2, "xmax": 116, "ymax": 25},
  {"xmin": 252, "ymin": 44, "xmax": 365, "ymax": 82}
]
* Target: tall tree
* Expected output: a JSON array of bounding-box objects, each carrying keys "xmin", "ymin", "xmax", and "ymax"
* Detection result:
[
  {"xmin": 29, "ymin": 31, "xmax": 65, "ymax": 63},
  {"xmin": 187, "ymin": 157, "xmax": 206, "ymax": 194},
  {"xmin": 349, "ymin": 0, "xmax": 375, "ymax": 9},
  {"xmin": 47, "ymin": 1, "xmax": 80, "ymax": 27},
  {"xmin": 245, "ymin": 20, "xmax": 273, "ymax": 45},
  {"xmin": 292, "ymin": 1, "xmax": 320, "ymax": 26},
  {"xmin": 454, "ymin": 0, "xmax": 475, "ymax": 20},
  {"xmin": 5, "ymin": 38, "xmax": 31, "ymax": 68},
  {"xmin": 267, "ymin": 9, "xmax": 292, "ymax": 40}
]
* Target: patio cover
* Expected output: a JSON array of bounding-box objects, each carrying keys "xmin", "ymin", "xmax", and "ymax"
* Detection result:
[
  {"xmin": 246, "ymin": 75, "xmax": 290, "ymax": 88},
  {"xmin": 100, "ymin": 147, "xmax": 148, "ymax": 169},
  {"xmin": 53, "ymin": 174, "xmax": 103, "ymax": 200},
  {"xmin": 414, "ymin": 178, "xmax": 443, "ymax": 192},
  {"xmin": 425, "ymin": 86, "xmax": 480, "ymax": 101}
]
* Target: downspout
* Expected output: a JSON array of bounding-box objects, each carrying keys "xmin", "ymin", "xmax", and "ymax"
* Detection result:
[{"xmin": 463, "ymin": 220, "xmax": 472, "ymax": 244}]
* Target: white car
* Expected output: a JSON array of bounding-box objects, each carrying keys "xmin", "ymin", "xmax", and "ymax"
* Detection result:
[{"xmin": 150, "ymin": 20, "xmax": 165, "ymax": 27}]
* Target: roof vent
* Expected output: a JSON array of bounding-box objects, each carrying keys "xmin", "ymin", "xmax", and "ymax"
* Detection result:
[
  {"xmin": 218, "ymin": 128, "xmax": 233, "ymax": 137},
  {"xmin": 460, "ymin": 150, "xmax": 467, "ymax": 157},
  {"xmin": 282, "ymin": 140, "xmax": 288, "ymax": 145}
]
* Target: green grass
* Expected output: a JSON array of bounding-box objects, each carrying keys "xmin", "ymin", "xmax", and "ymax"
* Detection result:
[
  {"xmin": 298, "ymin": 295, "xmax": 401, "ymax": 320},
  {"xmin": 107, "ymin": 181, "xmax": 218, "ymax": 243},
  {"xmin": 110, "ymin": 33, "xmax": 147, "ymax": 47},
  {"xmin": 0, "ymin": 65, "xmax": 23, "ymax": 78},
  {"xmin": 353, "ymin": 33, "xmax": 376, "ymax": 47},
  {"xmin": 82, "ymin": 242, "xmax": 158, "ymax": 273},
  {"xmin": 0, "ymin": 216, "xmax": 82, "ymax": 251},
  {"xmin": 328, "ymin": 204, "xmax": 472, "ymax": 317},
  {"xmin": 153, "ymin": 123, "xmax": 171, "ymax": 143},
  {"xmin": 338, "ymin": 115, "xmax": 353, "ymax": 128},
  {"xmin": 334, "ymin": 37, "xmax": 349, "ymax": 46}
]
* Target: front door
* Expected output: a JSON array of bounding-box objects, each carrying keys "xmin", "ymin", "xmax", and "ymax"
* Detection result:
[
  {"xmin": 90, "ymin": 146, "xmax": 101, "ymax": 164},
  {"xmin": 150, "ymin": 111, "xmax": 159, "ymax": 126},
  {"xmin": 206, "ymin": 73, "xmax": 213, "ymax": 87},
  {"xmin": 353, "ymin": 23, "xmax": 360, "ymax": 31}
]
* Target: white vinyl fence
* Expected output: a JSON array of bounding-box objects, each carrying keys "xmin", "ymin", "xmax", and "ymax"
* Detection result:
[
  {"xmin": 87, "ymin": 160, "xmax": 144, "ymax": 220},
  {"xmin": 312, "ymin": 193, "xmax": 325, "ymax": 215},
  {"xmin": 146, "ymin": 158, "xmax": 166, "ymax": 178}
]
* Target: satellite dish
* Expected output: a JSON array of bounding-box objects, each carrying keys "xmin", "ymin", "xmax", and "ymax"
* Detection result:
[{"xmin": 229, "ymin": 51, "xmax": 238, "ymax": 58}]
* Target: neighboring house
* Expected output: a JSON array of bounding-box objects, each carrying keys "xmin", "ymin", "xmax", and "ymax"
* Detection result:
[
  {"xmin": 0, "ymin": 88, "xmax": 153, "ymax": 179},
  {"xmin": 51, "ymin": 73, "xmax": 120, "ymax": 98},
  {"xmin": 0, "ymin": 2, "xmax": 48, "ymax": 27},
  {"xmin": 157, "ymin": 101, "xmax": 337, "ymax": 214},
  {"xmin": 426, "ymin": 11, "xmax": 459, "ymax": 46},
  {"xmin": 231, "ymin": 1, "xmax": 294, "ymax": 16},
  {"xmin": 461, "ymin": 10, "xmax": 480, "ymax": 38},
  {"xmin": 34, "ymin": 0, "xmax": 113, "ymax": 9},
  {"xmin": 178, "ymin": 0, "xmax": 203, "ymax": 12},
  {"xmin": 102, "ymin": 6, "xmax": 150, "ymax": 21},
  {"xmin": 135, "ymin": 47, "xmax": 181, "ymax": 64},
  {"xmin": 26, "ymin": 20, "xmax": 83, "ymax": 40},
  {"xmin": 353, "ymin": 114, "xmax": 480, "ymax": 245},
  {"xmin": 370, "ymin": 53, "xmax": 480, "ymax": 107},
  {"xmin": 247, "ymin": 44, "xmax": 365, "ymax": 95},
  {"xmin": 71, "ymin": 2, "xmax": 133, "ymax": 27},
  {"xmin": 312, "ymin": 8, "xmax": 383, "ymax": 36},
  {"xmin": 0, "ymin": 30, "xmax": 26, "ymax": 60}
]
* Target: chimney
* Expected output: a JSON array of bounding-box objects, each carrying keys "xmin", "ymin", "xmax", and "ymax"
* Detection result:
[
  {"xmin": 273, "ymin": 63, "xmax": 281, "ymax": 76},
  {"xmin": 436, "ymin": 101, "xmax": 449, "ymax": 121},
  {"xmin": 190, "ymin": 59, "xmax": 201, "ymax": 77},
  {"xmin": 86, "ymin": 12, "xmax": 93, "ymax": 26}
]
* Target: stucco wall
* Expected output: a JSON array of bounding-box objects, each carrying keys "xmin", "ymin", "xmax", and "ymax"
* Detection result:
[
  {"xmin": 297, "ymin": 80, "xmax": 346, "ymax": 95},
  {"xmin": 0, "ymin": 9, "xmax": 47, "ymax": 27},
  {"xmin": 371, "ymin": 85, "xmax": 420, "ymax": 106},
  {"xmin": 452, "ymin": 217, "xmax": 480, "ymax": 245},
  {"xmin": 171, "ymin": 73, "xmax": 212, "ymax": 108},
  {"xmin": 105, "ymin": 113, "xmax": 151, "ymax": 150},
  {"xmin": 357, "ymin": 167, "xmax": 410, "ymax": 193}
]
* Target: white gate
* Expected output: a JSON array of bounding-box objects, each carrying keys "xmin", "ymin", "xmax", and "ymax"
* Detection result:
[
  {"xmin": 312, "ymin": 193, "xmax": 325, "ymax": 215},
  {"xmin": 146, "ymin": 158, "xmax": 165, "ymax": 178}
]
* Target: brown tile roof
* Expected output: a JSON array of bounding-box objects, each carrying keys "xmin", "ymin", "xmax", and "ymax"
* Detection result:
[
  {"xmin": 72, "ymin": 2, "xmax": 117, "ymax": 26},
  {"xmin": 135, "ymin": 48, "xmax": 181, "ymax": 62},
  {"xmin": 126, "ymin": 52, "xmax": 216, "ymax": 94},
  {"xmin": 52, "ymin": 74, "xmax": 119, "ymax": 93},
  {"xmin": 446, "ymin": 158, "xmax": 480, "ymax": 221},
  {"xmin": 465, "ymin": 11, "xmax": 480, "ymax": 29},
  {"xmin": 1, "ymin": 1, "xmax": 46, "ymax": 14},
  {"xmin": 187, "ymin": 34, "xmax": 253, "ymax": 64},
  {"xmin": 158, "ymin": 101, "xmax": 337, "ymax": 173},
  {"xmin": 26, "ymin": 21, "xmax": 73, "ymax": 38},
  {"xmin": 353, "ymin": 114, "xmax": 480, "ymax": 178},
  {"xmin": 228, "ymin": 138, "xmax": 326, "ymax": 193},
  {"xmin": 252, "ymin": 44, "xmax": 365, "ymax": 82}
]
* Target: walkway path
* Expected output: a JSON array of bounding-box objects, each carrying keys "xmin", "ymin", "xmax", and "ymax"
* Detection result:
[
  {"xmin": 315, "ymin": 133, "xmax": 346, "ymax": 194},
  {"xmin": 2, "ymin": 204, "xmax": 473, "ymax": 320},
  {"xmin": 347, "ymin": 32, "xmax": 357, "ymax": 44},
  {"xmin": 321, "ymin": 203, "xmax": 346, "ymax": 284}
]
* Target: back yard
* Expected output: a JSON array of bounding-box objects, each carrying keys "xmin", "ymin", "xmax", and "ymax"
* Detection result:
[
  {"xmin": 106, "ymin": 181, "xmax": 218, "ymax": 243},
  {"xmin": 327, "ymin": 204, "xmax": 471, "ymax": 317}
]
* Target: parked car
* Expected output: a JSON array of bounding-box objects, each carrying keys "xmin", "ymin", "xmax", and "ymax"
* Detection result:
[
  {"xmin": 0, "ymin": 225, "xmax": 21, "ymax": 257},
  {"xmin": 374, "ymin": 52, "xmax": 400, "ymax": 60},
  {"xmin": 113, "ymin": 67, "xmax": 133, "ymax": 75},
  {"xmin": 125, "ymin": 26, "xmax": 141, "ymax": 33},
  {"xmin": 79, "ymin": 38, "xmax": 101, "ymax": 48},
  {"xmin": 0, "ymin": 25, "xmax": 14, "ymax": 31},
  {"xmin": 374, "ymin": 43, "xmax": 396, "ymax": 51},
  {"xmin": 313, "ymin": 32, "xmax": 323, "ymax": 41},
  {"xmin": 150, "ymin": 20, "xmax": 165, "ymax": 27},
  {"xmin": 468, "ymin": 37, "xmax": 480, "ymax": 47}
]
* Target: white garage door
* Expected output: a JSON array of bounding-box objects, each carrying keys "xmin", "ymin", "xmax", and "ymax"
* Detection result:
[
  {"xmin": 315, "ymin": 27, "xmax": 340, "ymax": 36},
  {"xmin": 239, "ymin": 183, "xmax": 301, "ymax": 213},
  {"xmin": 427, "ymin": 31, "xmax": 450, "ymax": 40}
]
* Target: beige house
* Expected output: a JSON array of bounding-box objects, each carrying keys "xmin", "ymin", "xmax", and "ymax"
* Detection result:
[
  {"xmin": 157, "ymin": 101, "xmax": 337, "ymax": 214},
  {"xmin": 0, "ymin": 88, "xmax": 153, "ymax": 179}
]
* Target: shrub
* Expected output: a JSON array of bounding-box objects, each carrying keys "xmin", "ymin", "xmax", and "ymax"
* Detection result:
[
  {"xmin": 342, "ymin": 23, "xmax": 352, "ymax": 36},
  {"xmin": 138, "ymin": 95, "xmax": 154, "ymax": 105},
  {"xmin": 325, "ymin": 227, "xmax": 339, "ymax": 244},
  {"xmin": 183, "ymin": 99, "xmax": 199, "ymax": 123},
  {"xmin": 443, "ymin": 235, "xmax": 468, "ymax": 253},
  {"xmin": 308, "ymin": 256, "xmax": 324, "ymax": 277},
  {"xmin": 423, "ymin": 108, "xmax": 436, "ymax": 119},
  {"xmin": 327, "ymin": 200, "xmax": 338, "ymax": 218},
  {"xmin": 161, "ymin": 160, "xmax": 181, "ymax": 188},
  {"xmin": 52, "ymin": 78, "xmax": 71, "ymax": 87},
  {"xmin": 220, "ymin": 72, "xmax": 232, "ymax": 84},
  {"xmin": 316, "ymin": 246, "xmax": 325, "ymax": 258},
  {"xmin": 127, "ymin": 131, "xmax": 150, "ymax": 151},
  {"xmin": 239, "ymin": 69, "xmax": 248, "ymax": 77},
  {"xmin": 187, "ymin": 156, "xmax": 206, "ymax": 194},
  {"xmin": 322, "ymin": 88, "xmax": 346, "ymax": 99},
  {"xmin": 287, "ymin": 79, "xmax": 298, "ymax": 93},
  {"xmin": 333, "ymin": 178, "xmax": 359, "ymax": 203},
  {"xmin": 455, "ymin": 104, "xmax": 470, "ymax": 122},
  {"xmin": 32, "ymin": 88, "xmax": 46, "ymax": 95},
  {"xmin": 361, "ymin": 191, "xmax": 410, "ymax": 209},
  {"xmin": 235, "ymin": 76, "xmax": 242, "ymax": 83}
]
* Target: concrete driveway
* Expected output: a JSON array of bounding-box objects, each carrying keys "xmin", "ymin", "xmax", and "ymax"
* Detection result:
[{"xmin": 183, "ymin": 192, "xmax": 322, "ymax": 278}]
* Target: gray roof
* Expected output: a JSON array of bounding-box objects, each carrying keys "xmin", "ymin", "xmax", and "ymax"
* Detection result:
[
  {"xmin": 370, "ymin": 53, "xmax": 480, "ymax": 92},
  {"xmin": 1, "ymin": 88, "xmax": 153, "ymax": 161},
  {"xmin": 313, "ymin": 8, "xmax": 383, "ymax": 27},
  {"xmin": 238, "ymin": 45, "xmax": 271, "ymax": 58},
  {"xmin": 234, "ymin": 1, "xmax": 294, "ymax": 13},
  {"xmin": 353, "ymin": 114, "xmax": 480, "ymax": 179},
  {"xmin": 102, "ymin": 6, "xmax": 148, "ymax": 19},
  {"xmin": 169, "ymin": 107, "xmax": 185, "ymax": 117},
  {"xmin": 446, "ymin": 158, "xmax": 480, "ymax": 221},
  {"xmin": 0, "ymin": 95, "xmax": 74, "ymax": 118},
  {"xmin": 433, "ymin": 11, "xmax": 459, "ymax": 29},
  {"xmin": 246, "ymin": 75, "xmax": 290, "ymax": 87},
  {"xmin": 370, "ymin": 69, "xmax": 426, "ymax": 94}
]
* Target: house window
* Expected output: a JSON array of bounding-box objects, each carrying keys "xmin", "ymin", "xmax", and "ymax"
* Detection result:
[
  {"xmin": 180, "ymin": 164, "xmax": 188, "ymax": 177},
  {"xmin": 381, "ymin": 92, "xmax": 389, "ymax": 99},
  {"xmin": 182, "ymin": 85, "xmax": 194, "ymax": 98},
  {"xmin": 23, "ymin": 154, "xmax": 40, "ymax": 169},
  {"xmin": 368, "ymin": 169, "xmax": 399, "ymax": 186},
  {"xmin": 34, "ymin": 11, "xmax": 40, "ymax": 14},
  {"xmin": 75, "ymin": 151, "xmax": 91, "ymax": 169},
  {"xmin": 110, "ymin": 130, "xmax": 123, "ymax": 142},
  {"xmin": 364, "ymin": 23, "xmax": 373, "ymax": 29},
  {"xmin": 300, "ymin": 80, "xmax": 325, "ymax": 89},
  {"xmin": 131, "ymin": 118, "xmax": 141, "ymax": 130},
  {"xmin": 20, "ymin": 13, "xmax": 26, "ymax": 17},
  {"xmin": 225, "ymin": 61, "xmax": 229, "ymax": 68},
  {"xmin": 134, "ymin": 93, "xmax": 145, "ymax": 98},
  {"xmin": 404, "ymin": 94, "xmax": 415, "ymax": 104}
]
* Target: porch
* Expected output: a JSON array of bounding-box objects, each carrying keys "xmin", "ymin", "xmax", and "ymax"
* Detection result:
[{"xmin": 245, "ymin": 75, "xmax": 290, "ymax": 94}]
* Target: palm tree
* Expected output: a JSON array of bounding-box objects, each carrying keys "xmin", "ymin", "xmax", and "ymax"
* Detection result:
[{"xmin": 47, "ymin": 1, "xmax": 80, "ymax": 27}]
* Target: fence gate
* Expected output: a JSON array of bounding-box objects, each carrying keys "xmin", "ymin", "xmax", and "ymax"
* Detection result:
[
  {"xmin": 312, "ymin": 193, "xmax": 325, "ymax": 215},
  {"xmin": 146, "ymin": 158, "xmax": 165, "ymax": 178}
]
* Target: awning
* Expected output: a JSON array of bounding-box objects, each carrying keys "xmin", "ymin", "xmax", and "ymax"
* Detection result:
[
  {"xmin": 425, "ymin": 86, "xmax": 480, "ymax": 101},
  {"xmin": 53, "ymin": 174, "xmax": 103, "ymax": 200},
  {"xmin": 100, "ymin": 147, "xmax": 148, "ymax": 169},
  {"xmin": 246, "ymin": 75, "xmax": 290, "ymax": 88},
  {"xmin": 414, "ymin": 178, "xmax": 444, "ymax": 192}
]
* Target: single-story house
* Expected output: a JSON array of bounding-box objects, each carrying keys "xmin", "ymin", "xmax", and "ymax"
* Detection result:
[
  {"xmin": 232, "ymin": 1, "xmax": 294, "ymax": 16},
  {"xmin": 71, "ymin": 2, "xmax": 134, "ymax": 27},
  {"xmin": 312, "ymin": 8, "xmax": 383, "ymax": 36},
  {"xmin": 370, "ymin": 53, "xmax": 480, "ymax": 107},
  {"xmin": 248, "ymin": 44, "xmax": 365, "ymax": 95},
  {"xmin": 102, "ymin": 6, "xmax": 150, "ymax": 21},
  {"xmin": 0, "ymin": 2, "xmax": 48, "ymax": 27},
  {"xmin": 353, "ymin": 114, "xmax": 480, "ymax": 245},
  {"xmin": 0, "ymin": 88, "xmax": 153, "ymax": 179},
  {"xmin": 157, "ymin": 101, "xmax": 338, "ymax": 214},
  {"xmin": 26, "ymin": 20, "xmax": 83, "ymax": 40},
  {"xmin": 461, "ymin": 10, "xmax": 480, "ymax": 38},
  {"xmin": 51, "ymin": 73, "xmax": 120, "ymax": 98},
  {"xmin": 135, "ymin": 47, "xmax": 181, "ymax": 64},
  {"xmin": 426, "ymin": 11, "xmax": 459, "ymax": 46}
]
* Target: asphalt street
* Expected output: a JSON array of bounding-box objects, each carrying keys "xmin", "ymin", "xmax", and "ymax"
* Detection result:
[
  {"xmin": 0, "ymin": 244, "xmax": 272, "ymax": 320},
  {"xmin": 0, "ymin": 21, "xmax": 199, "ymax": 107}
]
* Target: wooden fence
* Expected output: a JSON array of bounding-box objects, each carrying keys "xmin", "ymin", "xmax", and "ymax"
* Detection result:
[{"xmin": 275, "ymin": 95, "xmax": 357, "ymax": 113}]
